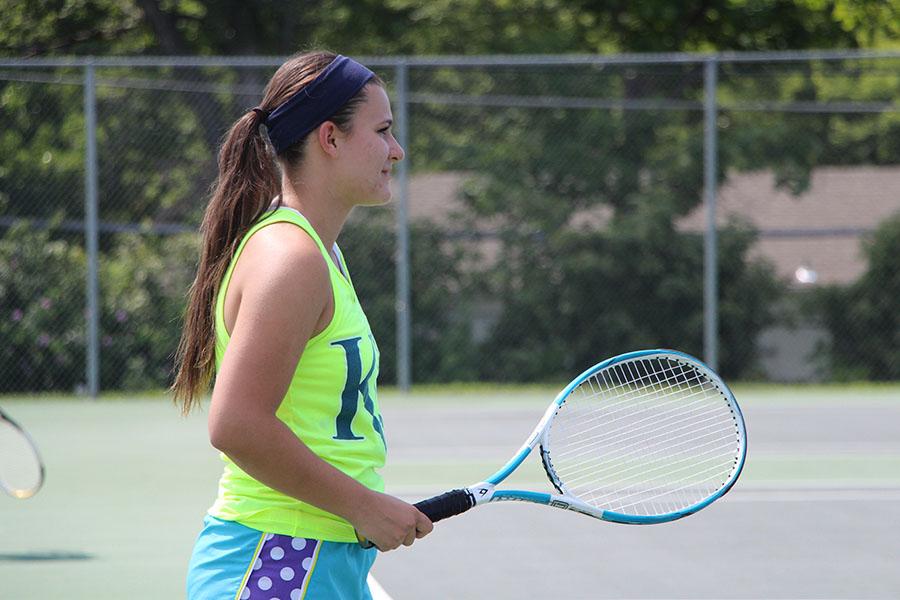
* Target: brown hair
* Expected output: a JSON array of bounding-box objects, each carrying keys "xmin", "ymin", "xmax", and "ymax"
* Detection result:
[{"xmin": 171, "ymin": 51, "xmax": 383, "ymax": 413}]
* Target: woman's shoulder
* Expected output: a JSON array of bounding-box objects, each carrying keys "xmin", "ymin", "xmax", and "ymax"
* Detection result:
[{"xmin": 237, "ymin": 222, "xmax": 330, "ymax": 295}]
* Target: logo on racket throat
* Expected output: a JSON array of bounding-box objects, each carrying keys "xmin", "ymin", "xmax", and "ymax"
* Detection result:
[{"xmin": 470, "ymin": 483, "xmax": 496, "ymax": 504}]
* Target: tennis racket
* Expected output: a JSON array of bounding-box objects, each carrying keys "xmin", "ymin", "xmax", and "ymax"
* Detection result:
[
  {"xmin": 0, "ymin": 406, "xmax": 45, "ymax": 499},
  {"xmin": 362, "ymin": 349, "xmax": 746, "ymax": 547}
]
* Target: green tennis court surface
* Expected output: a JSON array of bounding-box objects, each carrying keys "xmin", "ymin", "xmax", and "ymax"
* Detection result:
[{"xmin": 1, "ymin": 385, "xmax": 899, "ymax": 599}]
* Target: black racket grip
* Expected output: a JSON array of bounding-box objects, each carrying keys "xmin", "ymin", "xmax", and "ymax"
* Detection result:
[
  {"xmin": 414, "ymin": 488, "xmax": 475, "ymax": 523},
  {"xmin": 357, "ymin": 488, "xmax": 476, "ymax": 549}
]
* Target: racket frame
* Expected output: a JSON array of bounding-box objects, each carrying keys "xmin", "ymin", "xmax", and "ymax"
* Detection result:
[
  {"xmin": 0, "ymin": 406, "xmax": 46, "ymax": 499},
  {"xmin": 461, "ymin": 349, "xmax": 747, "ymax": 524}
]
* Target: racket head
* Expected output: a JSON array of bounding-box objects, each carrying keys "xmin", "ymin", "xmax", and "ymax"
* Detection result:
[
  {"xmin": 540, "ymin": 349, "xmax": 746, "ymax": 524},
  {"xmin": 0, "ymin": 409, "xmax": 46, "ymax": 499}
]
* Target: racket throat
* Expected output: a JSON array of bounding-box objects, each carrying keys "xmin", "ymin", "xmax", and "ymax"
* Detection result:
[
  {"xmin": 539, "ymin": 443, "xmax": 565, "ymax": 495},
  {"xmin": 467, "ymin": 482, "xmax": 497, "ymax": 505}
]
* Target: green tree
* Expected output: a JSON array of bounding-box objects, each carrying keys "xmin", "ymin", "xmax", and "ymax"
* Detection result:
[
  {"xmin": 0, "ymin": 224, "xmax": 198, "ymax": 392},
  {"xmin": 475, "ymin": 206, "xmax": 781, "ymax": 381},
  {"xmin": 99, "ymin": 232, "xmax": 198, "ymax": 389},
  {"xmin": 2, "ymin": 0, "xmax": 897, "ymax": 387},
  {"xmin": 0, "ymin": 223, "xmax": 86, "ymax": 392},
  {"xmin": 3, "ymin": 1, "xmax": 897, "ymax": 58},
  {"xmin": 817, "ymin": 213, "xmax": 900, "ymax": 380}
]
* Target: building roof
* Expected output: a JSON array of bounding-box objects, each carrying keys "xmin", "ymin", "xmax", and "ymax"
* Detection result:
[
  {"xmin": 678, "ymin": 166, "xmax": 900, "ymax": 285},
  {"xmin": 398, "ymin": 166, "xmax": 900, "ymax": 286}
]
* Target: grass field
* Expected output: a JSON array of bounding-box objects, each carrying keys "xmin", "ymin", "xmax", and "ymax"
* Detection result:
[{"xmin": 1, "ymin": 384, "xmax": 899, "ymax": 599}]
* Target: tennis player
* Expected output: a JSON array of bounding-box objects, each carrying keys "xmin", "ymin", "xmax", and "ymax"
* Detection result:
[{"xmin": 172, "ymin": 51, "xmax": 432, "ymax": 600}]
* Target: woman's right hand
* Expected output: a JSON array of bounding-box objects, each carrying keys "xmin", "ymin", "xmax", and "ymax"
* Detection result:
[{"xmin": 353, "ymin": 490, "xmax": 433, "ymax": 551}]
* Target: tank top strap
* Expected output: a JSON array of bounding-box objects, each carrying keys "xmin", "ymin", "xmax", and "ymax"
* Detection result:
[{"xmin": 254, "ymin": 207, "xmax": 330, "ymax": 257}]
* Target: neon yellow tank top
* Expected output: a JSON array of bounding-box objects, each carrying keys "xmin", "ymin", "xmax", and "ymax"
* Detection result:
[{"xmin": 208, "ymin": 207, "xmax": 386, "ymax": 542}]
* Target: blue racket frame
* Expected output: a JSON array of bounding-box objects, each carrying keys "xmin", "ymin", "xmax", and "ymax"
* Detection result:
[{"xmin": 467, "ymin": 349, "xmax": 747, "ymax": 524}]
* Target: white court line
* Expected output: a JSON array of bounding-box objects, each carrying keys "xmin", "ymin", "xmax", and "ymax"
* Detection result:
[
  {"xmin": 751, "ymin": 443, "xmax": 900, "ymax": 453},
  {"xmin": 722, "ymin": 489, "xmax": 900, "ymax": 502},
  {"xmin": 389, "ymin": 443, "xmax": 900, "ymax": 459},
  {"xmin": 387, "ymin": 483, "xmax": 900, "ymax": 504},
  {"xmin": 368, "ymin": 574, "xmax": 394, "ymax": 600}
]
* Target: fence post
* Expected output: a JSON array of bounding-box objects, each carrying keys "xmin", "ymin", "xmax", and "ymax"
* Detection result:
[
  {"xmin": 703, "ymin": 56, "xmax": 719, "ymax": 371},
  {"xmin": 394, "ymin": 60, "xmax": 412, "ymax": 391},
  {"xmin": 83, "ymin": 61, "xmax": 100, "ymax": 397}
]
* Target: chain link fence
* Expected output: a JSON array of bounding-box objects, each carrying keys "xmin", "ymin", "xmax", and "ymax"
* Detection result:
[{"xmin": 1, "ymin": 52, "xmax": 898, "ymax": 395}]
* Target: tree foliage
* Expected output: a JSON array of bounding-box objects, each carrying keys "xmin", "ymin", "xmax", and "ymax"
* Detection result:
[
  {"xmin": 2, "ymin": 0, "xmax": 897, "ymax": 58},
  {"xmin": 0, "ymin": 223, "xmax": 87, "ymax": 391},
  {"xmin": 0, "ymin": 224, "xmax": 199, "ymax": 392},
  {"xmin": 1, "ymin": 1, "xmax": 897, "ymax": 388},
  {"xmin": 817, "ymin": 214, "xmax": 900, "ymax": 380},
  {"xmin": 471, "ymin": 208, "xmax": 782, "ymax": 381}
]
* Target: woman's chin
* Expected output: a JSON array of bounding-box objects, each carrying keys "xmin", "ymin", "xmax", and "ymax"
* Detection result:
[{"xmin": 360, "ymin": 188, "xmax": 393, "ymax": 207}]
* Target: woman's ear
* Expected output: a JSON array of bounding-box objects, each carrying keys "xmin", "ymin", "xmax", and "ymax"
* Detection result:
[{"xmin": 316, "ymin": 121, "xmax": 341, "ymax": 157}]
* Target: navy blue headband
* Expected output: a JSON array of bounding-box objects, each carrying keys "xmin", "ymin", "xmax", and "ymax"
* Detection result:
[{"xmin": 263, "ymin": 55, "xmax": 375, "ymax": 154}]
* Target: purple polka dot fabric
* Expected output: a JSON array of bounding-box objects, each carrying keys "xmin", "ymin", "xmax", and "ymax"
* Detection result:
[{"xmin": 239, "ymin": 533, "xmax": 319, "ymax": 600}]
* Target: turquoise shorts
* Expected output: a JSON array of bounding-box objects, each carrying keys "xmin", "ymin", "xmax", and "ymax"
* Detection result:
[{"xmin": 187, "ymin": 515, "xmax": 377, "ymax": 600}]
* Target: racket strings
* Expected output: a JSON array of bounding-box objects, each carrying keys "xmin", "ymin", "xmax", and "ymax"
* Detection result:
[
  {"xmin": 579, "ymin": 444, "xmax": 739, "ymax": 511},
  {"xmin": 569, "ymin": 368, "xmax": 740, "ymax": 510},
  {"xmin": 545, "ymin": 356, "xmax": 741, "ymax": 517},
  {"xmin": 555, "ymin": 364, "xmax": 722, "ymax": 461},
  {"xmin": 555, "ymin": 391, "xmax": 730, "ymax": 459},
  {"xmin": 561, "ymin": 430, "xmax": 739, "ymax": 487},
  {"xmin": 557, "ymin": 411, "xmax": 739, "ymax": 484},
  {"xmin": 602, "ymin": 453, "xmax": 739, "ymax": 506},
  {"xmin": 566, "ymin": 362, "xmax": 712, "ymax": 435},
  {"xmin": 555, "ymin": 418, "xmax": 736, "ymax": 493},
  {"xmin": 594, "ymin": 366, "xmax": 740, "ymax": 510},
  {"xmin": 582, "ymin": 358, "xmax": 704, "ymax": 404},
  {"xmin": 561, "ymin": 437, "xmax": 739, "ymax": 511}
]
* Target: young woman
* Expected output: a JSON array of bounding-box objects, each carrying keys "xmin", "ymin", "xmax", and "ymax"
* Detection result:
[{"xmin": 172, "ymin": 51, "xmax": 432, "ymax": 600}]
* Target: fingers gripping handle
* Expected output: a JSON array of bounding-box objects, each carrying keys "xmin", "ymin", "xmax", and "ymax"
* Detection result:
[
  {"xmin": 414, "ymin": 488, "xmax": 476, "ymax": 523},
  {"xmin": 357, "ymin": 488, "xmax": 476, "ymax": 549}
]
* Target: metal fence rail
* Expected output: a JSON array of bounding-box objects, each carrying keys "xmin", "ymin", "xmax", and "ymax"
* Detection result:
[{"xmin": 1, "ymin": 50, "xmax": 898, "ymax": 395}]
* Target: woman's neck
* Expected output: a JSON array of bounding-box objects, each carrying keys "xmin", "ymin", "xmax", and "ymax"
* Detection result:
[{"xmin": 278, "ymin": 174, "xmax": 350, "ymax": 250}]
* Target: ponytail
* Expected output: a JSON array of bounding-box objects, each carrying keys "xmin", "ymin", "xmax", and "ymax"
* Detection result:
[
  {"xmin": 171, "ymin": 109, "xmax": 277, "ymax": 414},
  {"xmin": 171, "ymin": 50, "xmax": 381, "ymax": 413}
]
